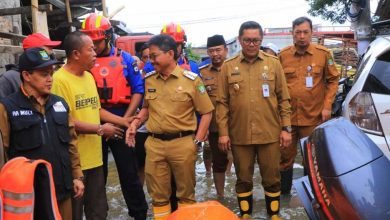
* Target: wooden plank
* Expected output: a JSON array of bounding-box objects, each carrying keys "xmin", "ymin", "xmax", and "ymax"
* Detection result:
[
  {"xmin": 31, "ymin": 0, "xmax": 49, "ymax": 36},
  {"xmin": 0, "ymin": 4, "xmax": 52, "ymax": 17},
  {"xmin": 0, "ymin": 44, "xmax": 66, "ymax": 59},
  {"xmin": 31, "ymin": 0, "xmax": 39, "ymax": 33},
  {"xmin": 102, "ymin": 0, "xmax": 108, "ymax": 17},
  {"xmin": 0, "ymin": 32, "xmax": 26, "ymax": 41}
]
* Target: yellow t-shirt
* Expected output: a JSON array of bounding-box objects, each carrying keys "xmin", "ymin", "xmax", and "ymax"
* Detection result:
[{"xmin": 52, "ymin": 67, "xmax": 102, "ymax": 170}]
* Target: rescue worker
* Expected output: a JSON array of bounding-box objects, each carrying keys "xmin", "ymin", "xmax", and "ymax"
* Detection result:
[
  {"xmin": 0, "ymin": 47, "xmax": 85, "ymax": 220},
  {"xmin": 126, "ymin": 34, "xmax": 214, "ymax": 220},
  {"xmin": 52, "ymin": 31, "xmax": 127, "ymax": 220},
  {"xmin": 216, "ymin": 21, "xmax": 292, "ymax": 219},
  {"xmin": 199, "ymin": 34, "xmax": 229, "ymax": 197},
  {"xmin": 278, "ymin": 17, "xmax": 340, "ymax": 195},
  {"xmin": 80, "ymin": 13, "xmax": 148, "ymax": 219},
  {"xmin": 0, "ymin": 33, "xmax": 61, "ymax": 99}
]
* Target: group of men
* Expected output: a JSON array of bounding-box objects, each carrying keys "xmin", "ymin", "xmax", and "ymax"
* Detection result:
[{"xmin": 0, "ymin": 12, "xmax": 339, "ymax": 220}]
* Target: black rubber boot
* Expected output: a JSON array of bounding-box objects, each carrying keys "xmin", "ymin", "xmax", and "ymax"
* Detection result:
[
  {"xmin": 280, "ymin": 168, "xmax": 293, "ymax": 195},
  {"xmin": 237, "ymin": 192, "xmax": 253, "ymax": 218},
  {"xmin": 265, "ymin": 191, "xmax": 281, "ymax": 219}
]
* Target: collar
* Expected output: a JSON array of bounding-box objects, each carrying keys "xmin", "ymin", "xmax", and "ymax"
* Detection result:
[
  {"xmin": 291, "ymin": 43, "xmax": 314, "ymax": 55},
  {"xmin": 108, "ymin": 46, "xmax": 116, "ymax": 56},
  {"xmin": 20, "ymin": 85, "xmax": 49, "ymax": 106},
  {"xmin": 239, "ymin": 50, "xmax": 264, "ymax": 62},
  {"xmin": 156, "ymin": 65, "xmax": 181, "ymax": 79},
  {"xmin": 210, "ymin": 65, "xmax": 221, "ymax": 72}
]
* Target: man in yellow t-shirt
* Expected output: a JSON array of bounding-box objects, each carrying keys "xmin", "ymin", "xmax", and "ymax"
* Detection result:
[{"xmin": 52, "ymin": 32, "xmax": 128, "ymax": 220}]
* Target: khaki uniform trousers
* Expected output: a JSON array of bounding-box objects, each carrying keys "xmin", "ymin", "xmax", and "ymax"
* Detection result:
[
  {"xmin": 145, "ymin": 135, "xmax": 197, "ymax": 206},
  {"xmin": 58, "ymin": 197, "xmax": 72, "ymax": 220},
  {"xmin": 280, "ymin": 125, "xmax": 317, "ymax": 171},
  {"xmin": 232, "ymin": 142, "xmax": 281, "ymax": 194}
]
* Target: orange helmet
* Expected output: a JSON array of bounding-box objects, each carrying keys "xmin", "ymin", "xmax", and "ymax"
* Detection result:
[
  {"xmin": 80, "ymin": 13, "xmax": 112, "ymax": 41},
  {"xmin": 161, "ymin": 22, "xmax": 186, "ymax": 43}
]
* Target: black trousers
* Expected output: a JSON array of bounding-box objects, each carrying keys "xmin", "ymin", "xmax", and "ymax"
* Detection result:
[{"xmin": 102, "ymin": 138, "xmax": 148, "ymax": 219}]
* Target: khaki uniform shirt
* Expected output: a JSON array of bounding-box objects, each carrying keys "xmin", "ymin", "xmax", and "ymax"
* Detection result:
[
  {"xmin": 200, "ymin": 63, "xmax": 221, "ymax": 133},
  {"xmin": 0, "ymin": 87, "xmax": 83, "ymax": 178},
  {"xmin": 216, "ymin": 51, "xmax": 291, "ymax": 145},
  {"xmin": 143, "ymin": 65, "xmax": 214, "ymax": 133},
  {"xmin": 279, "ymin": 43, "xmax": 340, "ymax": 126}
]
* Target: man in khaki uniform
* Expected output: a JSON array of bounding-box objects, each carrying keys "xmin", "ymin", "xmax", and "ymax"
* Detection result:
[
  {"xmin": 216, "ymin": 21, "xmax": 292, "ymax": 219},
  {"xmin": 278, "ymin": 17, "xmax": 340, "ymax": 195},
  {"xmin": 126, "ymin": 34, "xmax": 213, "ymax": 220},
  {"xmin": 200, "ymin": 34, "xmax": 229, "ymax": 197}
]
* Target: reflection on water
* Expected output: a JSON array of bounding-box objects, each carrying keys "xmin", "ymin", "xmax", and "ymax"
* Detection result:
[{"xmin": 107, "ymin": 152, "xmax": 309, "ymax": 220}]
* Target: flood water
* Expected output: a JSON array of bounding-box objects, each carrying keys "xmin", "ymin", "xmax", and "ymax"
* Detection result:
[{"xmin": 106, "ymin": 151, "xmax": 309, "ymax": 220}]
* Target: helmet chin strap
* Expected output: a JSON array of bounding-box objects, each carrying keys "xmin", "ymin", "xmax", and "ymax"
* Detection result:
[{"xmin": 97, "ymin": 37, "xmax": 112, "ymax": 57}]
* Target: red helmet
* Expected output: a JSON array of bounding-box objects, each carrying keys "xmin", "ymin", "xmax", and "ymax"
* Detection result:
[
  {"xmin": 161, "ymin": 22, "xmax": 186, "ymax": 43},
  {"xmin": 80, "ymin": 13, "xmax": 112, "ymax": 41}
]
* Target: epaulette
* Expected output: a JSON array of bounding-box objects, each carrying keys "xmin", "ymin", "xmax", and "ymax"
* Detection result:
[
  {"xmin": 261, "ymin": 50, "xmax": 279, "ymax": 60},
  {"xmin": 224, "ymin": 54, "xmax": 239, "ymax": 63},
  {"xmin": 279, "ymin": 45, "xmax": 293, "ymax": 54},
  {"xmin": 183, "ymin": 70, "xmax": 198, "ymax": 80},
  {"xmin": 144, "ymin": 70, "xmax": 156, "ymax": 78},
  {"xmin": 199, "ymin": 63, "xmax": 210, "ymax": 70},
  {"xmin": 314, "ymin": 44, "xmax": 331, "ymax": 52}
]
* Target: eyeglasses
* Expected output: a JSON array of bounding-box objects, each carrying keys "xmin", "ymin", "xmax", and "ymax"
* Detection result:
[{"xmin": 242, "ymin": 38, "xmax": 262, "ymax": 46}]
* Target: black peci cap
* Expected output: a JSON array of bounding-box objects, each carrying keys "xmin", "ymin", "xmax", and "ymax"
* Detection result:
[
  {"xmin": 207, "ymin": 35, "xmax": 226, "ymax": 48},
  {"xmin": 18, "ymin": 47, "xmax": 63, "ymax": 72}
]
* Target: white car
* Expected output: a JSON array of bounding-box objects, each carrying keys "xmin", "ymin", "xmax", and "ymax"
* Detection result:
[{"xmin": 342, "ymin": 35, "xmax": 390, "ymax": 160}]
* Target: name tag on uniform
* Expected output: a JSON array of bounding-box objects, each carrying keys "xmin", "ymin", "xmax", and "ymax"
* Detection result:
[
  {"xmin": 53, "ymin": 101, "xmax": 67, "ymax": 112},
  {"xmin": 262, "ymin": 84, "xmax": 270, "ymax": 97},
  {"xmin": 306, "ymin": 76, "xmax": 313, "ymax": 88}
]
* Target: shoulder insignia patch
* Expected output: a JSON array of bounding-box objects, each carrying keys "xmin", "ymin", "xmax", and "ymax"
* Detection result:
[
  {"xmin": 261, "ymin": 51, "xmax": 279, "ymax": 60},
  {"xmin": 279, "ymin": 45, "xmax": 293, "ymax": 54},
  {"xmin": 145, "ymin": 71, "xmax": 157, "ymax": 78},
  {"xmin": 224, "ymin": 54, "xmax": 239, "ymax": 63},
  {"xmin": 183, "ymin": 70, "xmax": 198, "ymax": 80},
  {"xmin": 314, "ymin": 44, "xmax": 330, "ymax": 52}
]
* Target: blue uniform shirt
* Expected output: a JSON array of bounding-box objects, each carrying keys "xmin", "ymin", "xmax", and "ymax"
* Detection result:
[{"xmin": 105, "ymin": 47, "xmax": 145, "ymax": 116}]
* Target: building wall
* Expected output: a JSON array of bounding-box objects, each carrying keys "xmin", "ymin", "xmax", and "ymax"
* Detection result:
[{"xmin": 0, "ymin": 0, "xmax": 21, "ymax": 74}]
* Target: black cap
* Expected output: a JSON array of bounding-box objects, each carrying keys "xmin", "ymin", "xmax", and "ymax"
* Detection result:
[
  {"xmin": 18, "ymin": 47, "xmax": 64, "ymax": 72},
  {"xmin": 207, "ymin": 35, "xmax": 226, "ymax": 48}
]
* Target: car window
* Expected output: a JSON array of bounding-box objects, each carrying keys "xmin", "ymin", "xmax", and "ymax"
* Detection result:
[
  {"xmin": 353, "ymin": 54, "xmax": 371, "ymax": 85},
  {"xmin": 362, "ymin": 51, "xmax": 390, "ymax": 95}
]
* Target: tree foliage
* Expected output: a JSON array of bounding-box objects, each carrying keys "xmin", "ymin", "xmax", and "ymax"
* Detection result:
[
  {"xmin": 306, "ymin": 0, "xmax": 350, "ymax": 24},
  {"xmin": 185, "ymin": 43, "xmax": 201, "ymax": 63}
]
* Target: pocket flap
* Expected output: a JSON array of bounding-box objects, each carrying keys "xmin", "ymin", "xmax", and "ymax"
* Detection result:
[
  {"xmin": 145, "ymin": 92, "xmax": 157, "ymax": 100},
  {"xmin": 283, "ymin": 67, "xmax": 296, "ymax": 74},
  {"xmin": 228, "ymin": 75, "xmax": 243, "ymax": 83}
]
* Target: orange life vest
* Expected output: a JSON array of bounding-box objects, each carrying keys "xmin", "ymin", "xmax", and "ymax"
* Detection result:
[
  {"xmin": 0, "ymin": 157, "xmax": 62, "ymax": 220},
  {"xmin": 0, "ymin": 190, "xmax": 3, "ymax": 220},
  {"xmin": 167, "ymin": 201, "xmax": 239, "ymax": 220},
  {"xmin": 90, "ymin": 49, "xmax": 132, "ymax": 104}
]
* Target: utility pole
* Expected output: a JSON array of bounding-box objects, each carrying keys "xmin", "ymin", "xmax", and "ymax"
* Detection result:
[{"xmin": 350, "ymin": 0, "xmax": 373, "ymax": 56}]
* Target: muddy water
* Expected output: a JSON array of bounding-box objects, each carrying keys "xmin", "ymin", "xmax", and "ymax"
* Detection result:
[{"xmin": 106, "ymin": 152, "xmax": 309, "ymax": 220}]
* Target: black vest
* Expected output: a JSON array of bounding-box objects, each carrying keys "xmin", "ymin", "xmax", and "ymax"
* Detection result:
[{"xmin": 1, "ymin": 91, "xmax": 73, "ymax": 201}]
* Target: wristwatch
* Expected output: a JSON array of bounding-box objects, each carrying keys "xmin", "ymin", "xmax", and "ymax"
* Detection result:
[
  {"xmin": 97, "ymin": 125, "xmax": 104, "ymax": 136},
  {"xmin": 282, "ymin": 126, "xmax": 292, "ymax": 133},
  {"xmin": 193, "ymin": 139, "xmax": 202, "ymax": 145}
]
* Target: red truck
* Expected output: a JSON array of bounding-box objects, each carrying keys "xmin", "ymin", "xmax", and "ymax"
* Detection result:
[{"xmin": 115, "ymin": 34, "xmax": 153, "ymax": 56}]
